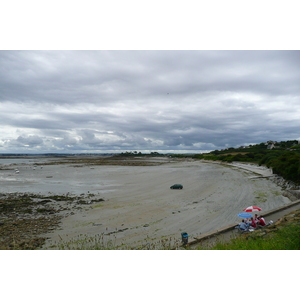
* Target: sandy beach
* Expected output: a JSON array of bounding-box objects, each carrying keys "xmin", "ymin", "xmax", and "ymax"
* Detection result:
[{"xmin": 16, "ymin": 157, "xmax": 287, "ymax": 249}]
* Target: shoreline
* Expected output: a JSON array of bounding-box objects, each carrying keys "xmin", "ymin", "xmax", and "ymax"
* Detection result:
[
  {"xmin": 41, "ymin": 159, "xmax": 292, "ymax": 249},
  {"xmin": 1, "ymin": 157, "xmax": 297, "ymax": 249}
]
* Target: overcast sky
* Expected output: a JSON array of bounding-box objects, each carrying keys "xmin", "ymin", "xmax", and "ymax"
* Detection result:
[{"xmin": 0, "ymin": 50, "xmax": 300, "ymax": 153}]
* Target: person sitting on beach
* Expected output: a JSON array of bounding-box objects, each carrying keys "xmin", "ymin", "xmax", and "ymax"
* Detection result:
[
  {"xmin": 254, "ymin": 214, "xmax": 259, "ymax": 224},
  {"xmin": 250, "ymin": 217, "xmax": 257, "ymax": 229},
  {"xmin": 259, "ymin": 215, "xmax": 266, "ymax": 223},
  {"xmin": 239, "ymin": 219, "xmax": 248, "ymax": 231},
  {"xmin": 258, "ymin": 216, "xmax": 266, "ymax": 227},
  {"xmin": 246, "ymin": 220, "xmax": 251, "ymax": 227}
]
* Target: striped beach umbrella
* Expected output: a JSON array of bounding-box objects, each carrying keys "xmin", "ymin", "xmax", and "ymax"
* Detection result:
[{"xmin": 243, "ymin": 206, "xmax": 262, "ymax": 212}]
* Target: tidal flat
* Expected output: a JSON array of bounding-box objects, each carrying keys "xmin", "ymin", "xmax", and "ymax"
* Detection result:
[{"xmin": 0, "ymin": 155, "xmax": 291, "ymax": 249}]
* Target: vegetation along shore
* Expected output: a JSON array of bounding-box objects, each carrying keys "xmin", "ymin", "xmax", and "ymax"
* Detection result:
[{"xmin": 185, "ymin": 140, "xmax": 300, "ymax": 186}]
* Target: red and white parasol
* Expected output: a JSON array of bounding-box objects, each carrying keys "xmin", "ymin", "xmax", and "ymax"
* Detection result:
[{"xmin": 243, "ymin": 206, "xmax": 262, "ymax": 212}]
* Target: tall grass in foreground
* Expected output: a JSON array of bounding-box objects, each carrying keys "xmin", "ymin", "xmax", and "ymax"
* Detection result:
[
  {"xmin": 197, "ymin": 223, "xmax": 300, "ymax": 250},
  {"xmin": 46, "ymin": 233, "xmax": 182, "ymax": 250}
]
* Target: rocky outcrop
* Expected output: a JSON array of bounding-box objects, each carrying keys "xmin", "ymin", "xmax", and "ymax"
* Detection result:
[
  {"xmin": 0, "ymin": 192, "xmax": 104, "ymax": 250},
  {"xmin": 270, "ymin": 174, "xmax": 300, "ymax": 190},
  {"xmin": 282, "ymin": 190, "xmax": 300, "ymax": 202}
]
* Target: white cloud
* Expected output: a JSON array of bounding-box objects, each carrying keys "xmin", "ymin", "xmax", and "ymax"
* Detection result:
[{"xmin": 1, "ymin": 50, "xmax": 300, "ymax": 153}]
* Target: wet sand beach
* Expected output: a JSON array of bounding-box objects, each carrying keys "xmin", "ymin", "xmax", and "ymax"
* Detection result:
[{"xmin": 0, "ymin": 156, "xmax": 291, "ymax": 249}]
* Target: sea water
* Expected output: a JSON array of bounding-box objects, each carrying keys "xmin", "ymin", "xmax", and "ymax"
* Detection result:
[{"xmin": 0, "ymin": 158, "xmax": 119, "ymax": 195}]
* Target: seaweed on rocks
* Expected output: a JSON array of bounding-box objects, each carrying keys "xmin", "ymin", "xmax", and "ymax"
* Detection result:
[{"xmin": 0, "ymin": 192, "xmax": 103, "ymax": 250}]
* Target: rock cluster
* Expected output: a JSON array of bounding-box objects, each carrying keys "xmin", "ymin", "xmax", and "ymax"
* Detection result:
[
  {"xmin": 270, "ymin": 174, "xmax": 300, "ymax": 190},
  {"xmin": 0, "ymin": 216, "xmax": 61, "ymax": 250},
  {"xmin": 0, "ymin": 193, "xmax": 105, "ymax": 250},
  {"xmin": 282, "ymin": 190, "xmax": 300, "ymax": 202}
]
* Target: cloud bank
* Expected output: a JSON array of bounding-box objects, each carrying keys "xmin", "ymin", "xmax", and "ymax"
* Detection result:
[{"xmin": 1, "ymin": 50, "xmax": 300, "ymax": 153}]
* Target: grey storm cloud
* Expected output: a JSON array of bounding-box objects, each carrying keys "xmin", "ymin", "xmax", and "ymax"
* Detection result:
[{"xmin": 1, "ymin": 50, "xmax": 300, "ymax": 153}]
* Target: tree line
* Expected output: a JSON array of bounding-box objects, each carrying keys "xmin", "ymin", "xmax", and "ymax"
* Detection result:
[{"xmin": 188, "ymin": 140, "xmax": 300, "ymax": 184}]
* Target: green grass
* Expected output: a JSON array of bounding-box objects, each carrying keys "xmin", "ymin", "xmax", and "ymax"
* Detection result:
[
  {"xmin": 93, "ymin": 203, "xmax": 104, "ymax": 208},
  {"xmin": 198, "ymin": 223, "xmax": 300, "ymax": 250}
]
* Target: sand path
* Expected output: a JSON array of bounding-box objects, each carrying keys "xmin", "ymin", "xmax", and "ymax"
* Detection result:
[{"xmin": 41, "ymin": 159, "xmax": 290, "ymax": 249}]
